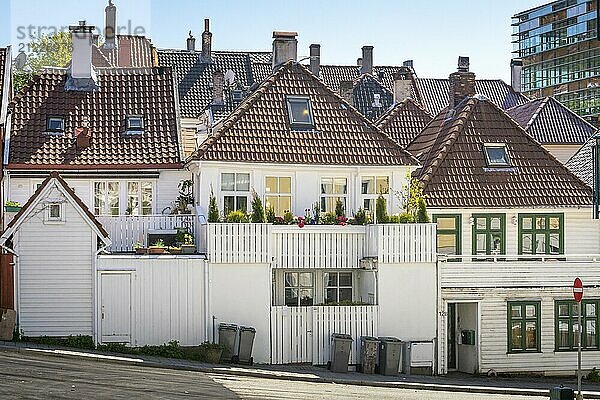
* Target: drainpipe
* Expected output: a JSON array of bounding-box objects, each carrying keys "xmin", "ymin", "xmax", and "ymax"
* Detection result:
[{"xmin": 1, "ymin": 240, "xmax": 19, "ymax": 333}]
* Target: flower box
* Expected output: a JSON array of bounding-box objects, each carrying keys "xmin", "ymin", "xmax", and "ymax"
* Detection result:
[{"xmin": 4, "ymin": 206, "xmax": 21, "ymax": 213}]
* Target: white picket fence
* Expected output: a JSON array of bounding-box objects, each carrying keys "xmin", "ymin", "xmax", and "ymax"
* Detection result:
[
  {"xmin": 366, "ymin": 223, "xmax": 437, "ymax": 263},
  {"xmin": 272, "ymin": 226, "xmax": 366, "ymax": 269},
  {"xmin": 270, "ymin": 305, "xmax": 379, "ymax": 365},
  {"xmin": 207, "ymin": 223, "xmax": 271, "ymax": 263},
  {"xmin": 98, "ymin": 215, "xmax": 196, "ymax": 252}
]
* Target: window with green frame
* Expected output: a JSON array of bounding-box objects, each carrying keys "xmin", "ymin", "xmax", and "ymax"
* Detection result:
[
  {"xmin": 555, "ymin": 300, "xmax": 599, "ymax": 351},
  {"xmin": 518, "ymin": 214, "xmax": 564, "ymax": 255},
  {"xmin": 432, "ymin": 214, "xmax": 461, "ymax": 257},
  {"xmin": 472, "ymin": 214, "xmax": 505, "ymax": 256},
  {"xmin": 508, "ymin": 301, "xmax": 541, "ymax": 353}
]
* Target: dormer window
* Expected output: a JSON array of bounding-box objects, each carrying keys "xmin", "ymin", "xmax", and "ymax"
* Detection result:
[
  {"xmin": 46, "ymin": 116, "xmax": 65, "ymax": 134},
  {"xmin": 483, "ymin": 143, "xmax": 511, "ymax": 167},
  {"xmin": 125, "ymin": 116, "xmax": 144, "ymax": 134},
  {"xmin": 286, "ymin": 96, "xmax": 314, "ymax": 129}
]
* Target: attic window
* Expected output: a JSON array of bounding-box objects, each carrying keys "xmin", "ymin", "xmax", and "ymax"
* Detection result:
[
  {"xmin": 45, "ymin": 203, "xmax": 65, "ymax": 223},
  {"xmin": 125, "ymin": 116, "xmax": 144, "ymax": 134},
  {"xmin": 46, "ymin": 116, "xmax": 65, "ymax": 134},
  {"xmin": 286, "ymin": 96, "xmax": 314, "ymax": 129},
  {"xmin": 483, "ymin": 143, "xmax": 511, "ymax": 167}
]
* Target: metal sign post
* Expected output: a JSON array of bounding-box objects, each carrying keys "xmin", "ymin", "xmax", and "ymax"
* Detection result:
[{"xmin": 574, "ymin": 277, "xmax": 584, "ymax": 400}]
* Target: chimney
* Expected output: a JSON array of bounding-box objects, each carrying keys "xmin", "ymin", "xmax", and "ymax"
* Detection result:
[
  {"xmin": 75, "ymin": 127, "xmax": 92, "ymax": 149},
  {"xmin": 201, "ymin": 19, "xmax": 212, "ymax": 63},
  {"xmin": 360, "ymin": 46, "xmax": 373, "ymax": 75},
  {"xmin": 272, "ymin": 31, "xmax": 297, "ymax": 70},
  {"xmin": 103, "ymin": 0, "xmax": 117, "ymax": 50},
  {"xmin": 187, "ymin": 31, "xmax": 196, "ymax": 52},
  {"xmin": 309, "ymin": 44, "xmax": 320, "ymax": 77},
  {"xmin": 69, "ymin": 21, "xmax": 95, "ymax": 79},
  {"xmin": 510, "ymin": 58, "xmax": 522, "ymax": 92},
  {"xmin": 392, "ymin": 67, "xmax": 413, "ymax": 103},
  {"xmin": 448, "ymin": 56, "xmax": 476, "ymax": 109},
  {"xmin": 356, "ymin": 58, "xmax": 362, "ymax": 67},
  {"xmin": 339, "ymin": 81, "xmax": 354, "ymax": 105},
  {"xmin": 118, "ymin": 36, "xmax": 131, "ymax": 67},
  {"xmin": 212, "ymin": 70, "xmax": 224, "ymax": 106},
  {"xmin": 402, "ymin": 60, "xmax": 414, "ymax": 70}
]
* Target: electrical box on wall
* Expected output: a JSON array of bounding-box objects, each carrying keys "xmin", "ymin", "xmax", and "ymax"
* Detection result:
[{"xmin": 460, "ymin": 330, "xmax": 476, "ymax": 345}]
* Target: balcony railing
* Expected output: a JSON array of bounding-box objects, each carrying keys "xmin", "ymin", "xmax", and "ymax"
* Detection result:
[{"xmin": 98, "ymin": 214, "xmax": 196, "ymax": 253}]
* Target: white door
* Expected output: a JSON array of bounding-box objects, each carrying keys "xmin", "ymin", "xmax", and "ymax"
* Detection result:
[{"xmin": 101, "ymin": 273, "xmax": 131, "ymax": 343}]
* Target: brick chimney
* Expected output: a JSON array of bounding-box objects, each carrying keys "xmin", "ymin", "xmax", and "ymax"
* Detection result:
[
  {"xmin": 309, "ymin": 44, "xmax": 320, "ymax": 77},
  {"xmin": 187, "ymin": 31, "xmax": 196, "ymax": 52},
  {"xmin": 510, "ymin": 58, "xmax": 522, "ymax": 93},
  {"xmin": 212, "ymin": 70, "xmax": 224, "ymax": 106},
  {"xmin": 201, "ymin": 19, "xmax": 212, "ymax": 63},
  {"xmin": 272, "ymin": 31, "xmax": 297, "ymax": 70},
  {"xmin": 75, "ymin": 127, "xmax": 92, "ymax": 149},
  {"xmin": 360, "ymin": 46, "xmax": 373, "ymax": 75},
  {"xmin": 69, "ymin": 21, "xmax": 95, "ymax": 79},
  {"xmin": 103, "ymin": 0, "xmax": 117, "ymax": 50},
  {"xmin": 392, "ymin": 67, "xmax": 413, "ymax": 103},
  {"xmin": 448, "ymin": 56, "xmax": 476, "ymax": 109},
  {"xmin": 118, "ymin": 36, "xmax": 131, "ymax": 67},
  {"xmin": 339, "ymin": 81, "xmax": 354, "ymax": 105}
]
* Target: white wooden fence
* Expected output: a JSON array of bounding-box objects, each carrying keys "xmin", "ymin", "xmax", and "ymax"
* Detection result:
[
  {"xmin": 98, "ymin": 215, "xmax": 196, "ymax": 252},
  {"xmin": 207, "ymin": 223, "xmax": 271, "ymax": 264},
  {"xmin": 272, "ymin": 226, "xmax": 366, "ymax": 269},
  {"xmin": 366, "ymin": 223, "xmax": 437, "ymax": 263},
  {"xmin": 270, "ymin": 305, "xmax": 378, "ymax": 365}
]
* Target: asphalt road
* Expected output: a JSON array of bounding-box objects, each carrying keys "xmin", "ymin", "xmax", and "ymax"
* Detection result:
[{"xmin": 0, "ymin": 350, "xmax": 541, "ymax": 400}]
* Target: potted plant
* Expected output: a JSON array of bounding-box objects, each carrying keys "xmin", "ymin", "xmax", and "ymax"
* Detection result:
[
  {"xmin": 199, "ymin": 341, "xmax": 225, "ymax": 364},
  {"xmin": 4, "ymin": 201, "xmax": 21, "ymax": 213},
  {"xmin": 133, "ymin": 242, "xmax": 148, "ymax": 255},
  {"xmin": 148, "ymin": 239, "xmax": 167, "ymax": 255},
  {"xmin": 168, "ymin": 246, "xmax": 182, "ymax": 255},
  {"xmin": 181, "ymin": 233, "xmax": 195, "ymax": 254}
]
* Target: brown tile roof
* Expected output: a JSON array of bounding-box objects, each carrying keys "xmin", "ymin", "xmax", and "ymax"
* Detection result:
[
  {"xmin": 407, "ymin": 96, "xmax": 592, "ymax": 208},
  {"xmin": 192, "ymin": 61, "xmax": 418, "ymax": 166},
  {"xmin": 376, "ymin": 98, "xmax": 433, "ymax": 147},
  {"xmin": 506, "ymin": 97, "xmax": 596, "ymax": 145},
  {"xmin": 8, "ymin": 67, "xmax": 182, "ymax": 169},
  {"xmin": 566, "ymin": 134, "xmax": 600, "ymax": 188},
  {"xmin": 93, "ymin": 35, "xmax": 157, "ymax": 68},
  {"xmin": 4, "ymin": 171, "xmax": 109, "ymax": 239}
]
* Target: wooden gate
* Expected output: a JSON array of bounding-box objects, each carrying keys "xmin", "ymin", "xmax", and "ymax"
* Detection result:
[{"xmin": 0, "ymin": 253, "xmax": 14, "ymax": 309}]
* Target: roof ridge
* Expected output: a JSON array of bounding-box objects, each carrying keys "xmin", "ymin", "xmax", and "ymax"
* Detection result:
[
  {"xmin": 545, "ymin": 96, "xmax": 599, "ymax": 132},
  {"xmin": 524, "ymin": 96, "xmax": 550, "ymax": 130}
]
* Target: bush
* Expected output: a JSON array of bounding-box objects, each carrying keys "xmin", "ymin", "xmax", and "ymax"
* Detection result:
[
  {"xmin": 225, "ymin": 210, "xmax": 249, "ymax": 223},
  {"xmin": 335, "ymin": 199, "xmax": 345, "ymax": 218},
  {"xmin": 416, "ymin": 197, "xmax": 430, "ymax": 223},
  {"xmin": 250, "ymin": 191, "xmax": 266, "ymax": 223},
  {"xmin": 376, "ymin": 195, "xmax": 389, "ymax": 223},
  {"xmin": 353, "ymin": 208, "xmax": 369, "ymax": 225},
  {"xmin": 208, "ymin": 189, "xmax": 220, "ymax": 223},
  {"xmin": 398, "ymin": 212, "xmax": 415, "ymax": 223},
  {"xmin": 588, "ymin": 367, "xmax": 600, "ymax": 383},
  {"xmin": 283, "ymin": 211, "xmax": 295, "ymax": 225},
  {"xmin": 321, "ymin": 212, "xmax": 337, "ymax": 225},
  {"xmin": 265, "ymin": 205, "xmax": 276, "ymax": 223}
]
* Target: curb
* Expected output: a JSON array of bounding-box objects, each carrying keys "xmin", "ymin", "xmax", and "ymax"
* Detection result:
[{"xmin": 2, "ymin": 344, "xmax": 600, "ymax": 398}]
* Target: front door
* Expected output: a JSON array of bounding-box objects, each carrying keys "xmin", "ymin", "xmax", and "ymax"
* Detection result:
[
  {"xmin": 456, "ymin": 302, "xmax": 478, "ymax": 374},
  {"xmin": 447, "ymin": 303, "xmax": 456, "ymax": 370},
  {"xmin": 100, "ymin": 273, "xmax": 131, "ymax": 343}
]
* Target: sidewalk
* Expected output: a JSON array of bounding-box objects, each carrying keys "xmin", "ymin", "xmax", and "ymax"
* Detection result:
[{"xmin": 2, "ymin": 340, "xmax": 600, "ymax": 398}]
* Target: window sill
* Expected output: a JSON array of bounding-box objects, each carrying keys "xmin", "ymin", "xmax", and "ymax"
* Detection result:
[
  {"xmin": 506, "ymin": 350, "xmax": 542, "ymax": 355},
  {"xmin": 44, "ymin": 220, "xmax": 66, "ymax": 225}
]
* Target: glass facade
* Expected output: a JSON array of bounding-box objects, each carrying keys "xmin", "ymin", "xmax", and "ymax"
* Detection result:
[{"xmin": 512, "ymin": 0, "xmax": 600, "ymax": 125}]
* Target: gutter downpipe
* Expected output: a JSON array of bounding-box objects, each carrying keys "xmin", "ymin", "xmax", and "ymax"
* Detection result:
[{"xmin": 1, "ymin": 241, "xmax": 19, "ymax": 333}]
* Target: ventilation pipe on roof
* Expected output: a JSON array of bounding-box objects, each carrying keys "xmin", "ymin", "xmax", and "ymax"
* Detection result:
[
  {"xmin": 339, "ymin": 81, "xmax": 354, "ymax": 106},
  {"xmin": 448, "ymin": 56, "xmax": 476, "ymax": 109},
  {"xmin": 309, "ymin": 43, "xmax": 320, "ymax": 77},
  {"xmin": 403, "ymin": 60, "xmax": 414, "ymax": 70},
  {"xmin": 212, "ymin": 70, "xmax": 224, "ymax": 106},
  {"xmin": 392, "ymin": 67, "xmax": 413, "ymax": 103},
  {"xmin": 187, "ymin": 31, "xmax": 196, "ymax": 52},
  {"xmin": 103, "ymin": 0, "xmax": 117, "ymax": 50},
  {"xmin": 201, "ymin": 19, "xmax": 212, "ymax": 63},
  {"xmin": 510, "ymin": 58, "xmax": 522, "ymax": 93},
  {"xmin": 272, "ymin": 31, "xmax": 297, "ymax": 70},
  {"xmin": 360, "ymin": 46, "xmax": 373, "ymax": 75},
  {"xmin": 356, "ymin": 58, "xmax": 362, "ymax": 67}
]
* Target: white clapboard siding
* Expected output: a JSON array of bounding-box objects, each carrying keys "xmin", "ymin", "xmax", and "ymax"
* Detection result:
[
  {"xmin": 272, "ymin": 226, "xmax": 366, "ymax": 269},
  {"xmin": 97, "ymin": 256, "xmax": 206, "ymax": 346},
  {"xmin": 207, "ymin": 223, "xmax": 271, "ymax": 264},
  {"xmin": 442, "ymin": 287, "xmax": 600, "ymax": 374},
  {"xmin": 15, "ymin": 188, "xmax": 95, "ymax": 337},
  {"xmin": 365, "ymin": 224, "xmax": 437, "ymax": 263},
  {"xmin": 98, "ymin": 215, "xmax": 196, "ymax": 252},
  {"xmin": 441, "ymin": 259, "xmax": 600, "ymax": 288},
  {"xmin": 270, "ymin": 305, "xmax": 378, "ymax": 365}
]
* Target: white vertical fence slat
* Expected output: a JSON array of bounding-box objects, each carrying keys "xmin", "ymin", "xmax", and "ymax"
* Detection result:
[{"xmin": 207, "ymin": 223, "xmax": 271, "ymax": 264}]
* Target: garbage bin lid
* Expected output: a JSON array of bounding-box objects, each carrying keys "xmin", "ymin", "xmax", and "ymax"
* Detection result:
[
  {"xmin": 331, "ymin": 333, "xmax": 353, "ymax": 340},
  {"xmin": 239, "ymin": 326, "xmax": 256, "ymax": 332},
  {"xmin": 378, "ymin": 336, "xmax": 401, "ymax": 342},
  {"xmin": 360, "ymin": 335, "xmax": 379, "ymax": 342},
  {"xmin": 218, "ymin": 323, "xmax": 238, "ymax": 330}
]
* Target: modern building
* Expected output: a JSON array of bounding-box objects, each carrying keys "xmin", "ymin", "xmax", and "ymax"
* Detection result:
[{"xmin": 511, "ymin": 0, "xmax": 600, "ymax": 126}]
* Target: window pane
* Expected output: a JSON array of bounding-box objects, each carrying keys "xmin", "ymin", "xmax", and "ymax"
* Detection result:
[
  {"xmin": 476, "ymin": 218, "xmax": 486, "ymax": 230},
  {"xmin": 221, "ymin": 173, "xmax": 235, "ymax": 191},
  {"xmin": 491, "ymin": 233, "xmax": 502, "ymax": 252},
  {"xmin": 361, "ymin": 177, "xmax": 375, "ymax": 195},
  {"xmin": 285, "ymin": 272, "xmax": 298, "ymax": 288},
  {"xmin": 536, "ymin": 217, "xmax": 546, "ymax": 230},
  {"xmin": 436, "ymin": 217, "xmax": 456, "ymax": 230},
  {"xmin": 525, "ymin": 321, "xmax": 537, "ymax": 349},
  {"xmin": 559, "ymin": 320, "xmax": 570, "ymax": 348},
  {"xmin": 549, "ymin": 217, "xmax": 560, "ymax": 230},
  {"xmin": 573, "ymin": 321, "xmax": 581, "ymax": 346},
  {"xmin": 339, "ymin": 288, "xmax": 352, "ymax": 302},
  {"xmin": 141, "ymin": 181, "xmax": 152, "ymax": 215},
  {"xmin": 265, "ymin": 196, "xmax": 278, "ymax": 213},
  {"xmin": 236, "ymin": 173, "xmax": 250, "ymax": 192},
  {"xmin": 289, "ymin": 99, "xmax": 311, "ymax": 123},
  {"xmin": 326, "ymin": 288, "xmax": 337, "ymax": 303},
  {"xmin": 285, "ymin": 288, "xmax": 299, "ymax": 306},
  {"xmin": 50, "ymin": 204, "xmax": 60, "ymax": 218},
  {"xmin": 490, "ymin": 217, "xmax": 501, "ymax": 230},
  {"xmin": 522, "ymin": 217, "xmax": 533, "ymax": 230},
  {"xmin": 587, "ymin": 320, "xmax": 596, "ymax": 348},
  {"xmin": 236, "ymin": 196, "xmax": 248, "ymax": 212},
  {"xmin": 223, "ymin": 196, "xmax": 235, "ymax": 213},
  {"xmin": 299, "ymin": 272, "xmax": 313, "ymax": 287},
  {"xmin": 476, "ymin": 233, "xmax": 486, "ymax": 254},
  {"xmin": 280, "ymin": 196, "xmax": 291, "ymax": 214},
  {"xmin": 325, "ymin": 272, "xmax": 337, "ymax": 287},
  {"xmin": 522, "ymin": 234, "xmax": 533, "ymax": 254},
  {"xmin": 536, "ymin": 234, "xmax": 547, "ymax": 253},
  {"xmin": 265, "ymin": 177, "xmax": 278, "ymax": 193},
  {"xmin": 587, "ymin": 303, "xmax": 597, "ymax": 317},
  {"xmin": 333, "ymin": 178, "xmax": 347, "ymax": 195},
  {"xmin": 108, "ymin": 182, "xmax": 119, "ymax": 215},
  {"xmin": 279, "ymin": 177, "xmax": 291, "ymax": 194},
  {"xmin": 526, "ymin": 304, "xmax": 536, "ymax": 318},
  {"xmin": 375, "ymin": 176, "xmax": 389, "ymax": 194},
  {"xmin": 512, "ymin": 322, "xmax": 523, "ymax": 350},
  {"xmin": 321, "ymin": 178, "xmax": 333, "ymax": 195},
  {"xmin": 485, "ymin": 146, "xmax": 509, "ymax": 165},
  {"xmin": 511, "ymin": 305, "xmax": 522, "ymax": 318},
  {"xmin": 299, "ymin": 289, "xmax": 313, "ymax": 306},
  {"xmin": 437, "ymin": 234, "xmax": 457, "ymax": 255},
  {"xmin": 127, "ymin": 182, "xmax": 139, "ymax": 215},
  {"xmin": 363, "ymin": 198, "xmax": 374, "ymax": 211},
  {"xmin": 339, "ymin": 273, "xmax": 352, "ymax": 286},
  {"xmin": 94, "ymin": 182, "xmax": 106, "ymax": 215},
  {"xmin": 558, "ymin": 304, "xmax": 570, "ymax": 317},
  {"xmin": 549, "ymin": 233, "xmax": 560, "ymax": 254}
]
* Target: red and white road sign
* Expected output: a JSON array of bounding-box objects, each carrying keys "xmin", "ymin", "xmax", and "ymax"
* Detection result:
[{"xmin": 573, "ymin": 277, "xmax": 584, "ymax": 303}]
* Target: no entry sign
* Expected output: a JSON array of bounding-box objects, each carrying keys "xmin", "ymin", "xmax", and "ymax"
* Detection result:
[{"xmin": 573, "ymin": 277, "xmax": 584, "ymax": 303}]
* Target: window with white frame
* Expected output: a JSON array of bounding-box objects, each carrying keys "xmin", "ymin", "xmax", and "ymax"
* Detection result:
[
  {"xmin": 320, "ymin": 177, "xmax": 347, "ymax": 214},
  {"xmin": 284, "ymin": 272, "xmax": 314, "ymax": 306},
  {"xmin": 221, "ymin": 173, "xmax": 250, "ymax": 213},
  {"xmin": 361, "ymin": 176, "xmax": 389, "ymax": 213},
  {"xmin": 265, "ymin": 176, "xmax": 292, "ymax": 216},
  {"xmin": 126, "ymin": 181, "xmax": 153, "ymax": 215},
  {"xmin": 94, "ymin": 182, "xmax": 120, "ymax": 215},
  {"xmin": 324, "ymin": 272, "xmax": 353, "ymax": 304},
  {"xmin": 125, "ymin": 115, "xmax": 144, "ymax": 134},
  {"xmin": 45, "ymin": 203, "xmax": 64, "ymax": 223}
]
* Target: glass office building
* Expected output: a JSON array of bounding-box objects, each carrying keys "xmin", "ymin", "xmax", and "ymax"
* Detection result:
[{"xmin": 512, "ymin": 0, "xmax": 599, "ymax": 125}]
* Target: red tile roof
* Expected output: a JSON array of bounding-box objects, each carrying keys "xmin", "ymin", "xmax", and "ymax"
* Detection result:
[
  {"xmin": 8, "ymin": 67, "xmax": 182, "ymax": 169},
  {"xmin": 376, "ymin": 98, "xmax": 433, "ymax": 147},
  {"xmin": 407, "ymin": 96, "xmax": 592, "ymax": 208},
  {"xmin": 192, "ymin": 61, "xmax": 418, "ymax": 166}
]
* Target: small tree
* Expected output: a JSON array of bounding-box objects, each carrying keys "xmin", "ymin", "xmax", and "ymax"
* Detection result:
[
  {"xmin": 375, "ymin": 194, "xmax": 389, "ymax": 223},
  {"xmin": 265, "ymin": 205, "xmax": 276, "ymax": 223},
  {"xmin": 250, "ymin": 190, "xmax": 266, "ymax": 223},
  {"xmin": 416, "ymin": 197, "xmax": 430, "ymax": 223},
  {"xmin": 207, "ymin": 189, "xmax": 220, "ymax": 223},
  {"xmin": 334, "ymin": 199, "xmax": 345, "ymax": 218}
]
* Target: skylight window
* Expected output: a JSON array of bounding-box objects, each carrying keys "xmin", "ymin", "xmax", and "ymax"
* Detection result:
[
  {"xmin": 46, "ymin": 116, "xmax": 65, "ymax": 134},
  {"xmin": 483, "ymin": 143, "xmax": 511, "ymax": 167},
  {"xmin": 125, "ymin": 116, "xmax": 144, "ymax": 135},
  {"xmin": 286, "ymin": 96, "xmax": 314, "ymax": 129}
]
